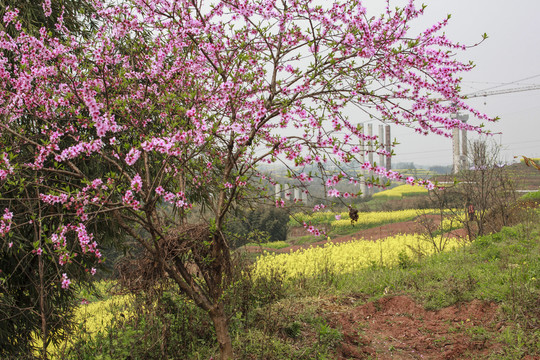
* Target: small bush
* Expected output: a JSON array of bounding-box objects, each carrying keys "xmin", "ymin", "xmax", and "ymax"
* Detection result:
[
  {"xmin": 519, "ymin": 189, "xmax": 540, "ymax": 202},
  {"xmin": 397, "ymin": 250, "xmax": 414, "ymax": 269}
]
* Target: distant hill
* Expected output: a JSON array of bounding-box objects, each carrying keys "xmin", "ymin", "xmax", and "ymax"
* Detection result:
[{"xmin": 432, "ymin": 162, "xmax": 540, "ymax": 190}]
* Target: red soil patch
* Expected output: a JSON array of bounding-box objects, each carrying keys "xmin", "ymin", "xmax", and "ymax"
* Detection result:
[{"xmin": 324, "ymin": 295, "xmax": 504, "ymax": 359}]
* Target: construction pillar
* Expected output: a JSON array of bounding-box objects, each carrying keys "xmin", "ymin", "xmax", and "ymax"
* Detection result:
[
  {"xmin": 452, "ymin": 113, "xmax": 469, "ymax": 173},
  {"xmin": 378, "ymin": 125, "xmax": 385, "ymax": 166},
  {"xmin": 378, "ymin": 125, "xmax": 385, "ymax": 189},
  {"xmin": 359, "ymin": 127, "xmax": 367, "ymax": 198},
  {"xmin": 385, "ymin": 125, "xmax": 391, "ymax": 171},
  {"xmin": 461, "ymin": 128, "xmax": 468, "ymax": 170},
  {"xmin": 367, "ymin": 124, "xmax": 374, "ymax": 196},
  {"xmin": 452, "ymin": 128, "xmax": 460, "ymax": 174},
  {"xmin": 367, "ymin": 124, "xmax": 374, "ymax": 165},
  {"xmin": 284, "ymin": 184, "xmax": 290, "ymax": 200}
]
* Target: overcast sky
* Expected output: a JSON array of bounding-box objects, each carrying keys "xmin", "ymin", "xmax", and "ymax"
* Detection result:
[{"xmin": 356, "ymin": 0, "xmax": 540, "ymax": 166}]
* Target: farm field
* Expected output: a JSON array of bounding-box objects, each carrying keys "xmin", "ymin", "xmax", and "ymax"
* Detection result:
[
  {"xmin": 371, "ymin": 183, "xmax": 429, "ymax": 200},
  {"xmin": 289, "ymin": 208, "xmax": 429, "ymax": 236},
  {"xmin": 253, "ymin": 233, "xmax": 465, "ymax": 281},
  {"xmin": 284, "ymin": 207, "xmax": 459, "ymax": 248}
]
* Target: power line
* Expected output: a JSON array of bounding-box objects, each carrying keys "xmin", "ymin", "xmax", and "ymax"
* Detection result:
[
  {"xmin": 465, "ymin": 84, "xmax": 540, "ymax": 98},
  {"xmin": 502, "ymin": 139, "xmax": 540, "ymax": 146},
  {"xmin": 463, "ymin": 80, "xmax": 540, "ymax": 87},
  {"xmin": 464, "ymin": 73, "xmax": 540, "ymax": 96},
  {"xmin": 395, "ymin": 140, "xmax": 539, "ymax": 158}
]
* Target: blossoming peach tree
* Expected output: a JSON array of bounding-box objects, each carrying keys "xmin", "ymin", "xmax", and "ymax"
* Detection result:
[{"xmin": 0, "ymin": 0, "xmax": 493, "ymax": 358}]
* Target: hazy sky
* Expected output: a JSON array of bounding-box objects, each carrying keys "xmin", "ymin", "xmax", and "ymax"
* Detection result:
[{"xmin": 357, "ymin": 0, "xmax": 540, "ymax": 166}]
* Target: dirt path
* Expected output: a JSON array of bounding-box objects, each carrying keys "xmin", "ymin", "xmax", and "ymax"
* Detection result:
[{"xmin": 243, "ymin": 216, "xmax": 468, "ymax": 254}]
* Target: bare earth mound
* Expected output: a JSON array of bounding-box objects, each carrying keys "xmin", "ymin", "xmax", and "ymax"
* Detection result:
[{"xmin": 325, "ymin": 295, "xmax": 503, "ymax": 359}]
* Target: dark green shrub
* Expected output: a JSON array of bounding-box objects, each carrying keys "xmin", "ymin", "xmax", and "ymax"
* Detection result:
[
  {"xmin": 398, "ymin": 250, "xmax": 414, "ymax": 269},
  {"xmin": 227, "ymin": 207, "xmax": 289, "ymax": 247}
]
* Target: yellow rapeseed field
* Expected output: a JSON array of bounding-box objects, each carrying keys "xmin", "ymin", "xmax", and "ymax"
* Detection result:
[
  {"xmin": 33, "ymin": 284, "xmax": 133, "ymax": 359},
  {"xmin": 253, "ymin": 234, "xmax": 466, "ymax": 281},
  {"xmin": 331, "ymin": 209, "xmax": 419, "ymax": 232},
  {"xmin": 290, "ymin": 209, "xmax": 421, "ymax": 229},
  {"xmin": 372, "ymin": 184, "xmax": 428, "ymax": 199},
  {"xmin": 75, "ymin": 294, "xmax": 133, "ymax": 336}
]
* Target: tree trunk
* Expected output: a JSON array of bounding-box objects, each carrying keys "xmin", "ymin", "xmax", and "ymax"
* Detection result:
[
  {"xmin": 39, "ymin": 249, "xmax": 49, "ymax": 360},
  {"xmin": 37, "ymin": 200, "xmax": 48, "ymax": 360},
  {"xmin": 209, "ymin": 303, "xmax": 234, "ymax": 360}
]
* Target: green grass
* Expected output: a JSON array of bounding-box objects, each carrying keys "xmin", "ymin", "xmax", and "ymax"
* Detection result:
[
  {"xmin": 290, "ymin": 234, "xmax": 321, "ymax": 245},
  {"xmin": 281, "ymin": 209, "xmax": 540, "ymax": 358},
  {"xmin": 244, "ymin": 240, "xmax": 290, "ymax": 249},
  {"xmin": 520, "ymin": 189, "xmax": 540, "ymax": 202}
]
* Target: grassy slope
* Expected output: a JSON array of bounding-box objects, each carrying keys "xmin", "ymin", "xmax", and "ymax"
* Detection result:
[{"xmin": 237, "ymin": 209, "xmax": 540, "ymax": 359}]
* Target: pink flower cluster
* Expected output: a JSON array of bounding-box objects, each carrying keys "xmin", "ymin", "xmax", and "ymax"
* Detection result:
[
  {"xmin": 74, "ymin": 223, "xmax": 100, "ymax": 258},
  {"xmin": 131, "ymin": 174, "xmax": 143, "ymax": 192},
  {"xmin": 40, "ymin": 193, "xmax": 69, "ymax": 205},
  {"xmin": 157, "ymin": 188, "xmax": 191, "ymax": 210},
  {"xmin": 55, "ymin": 140, "xmax": 103, "ymax": 162},
  {"xmin": 312, "ymin": 204, "xmax": 327, "ymax": 212},
  {"xmin": 0, "ymin": 153, "xmax": 14, "ymax": 180},
  {"xmin": 0, "ymin": 208, "xmax": 13, "ymax": 237},
  {"xmin": 2, "ymin": 7, "xmax": 19, "ymax": 25},
  {"xmin": 122, "ymin": 190, "xmax": 140, "ymax": 210},
  {"xmin": 327, "ymin": 189, "xmax": 340, "ymax": 197},
  {"xmin": 61, "ymin": 273, "xmax": 71, "ymax": 289},
  {"xmin": 125, "ymin": 148, "xmax": 141, "ymax": 166},
  {"xmin": 305, "ymin": 224, "xmax": 322, "ymax": 236},
  {"xmin": 295, "ymin": 172, "xmax": 313, "ymax": 182},
  {"xmin": 51, "ymin": 226, "xmax": 68, "ymax": 250}
]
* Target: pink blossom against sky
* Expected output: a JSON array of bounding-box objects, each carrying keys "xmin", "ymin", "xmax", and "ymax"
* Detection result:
[
  {"xmin": 352, "ymin": 0, "xmax": 540, "ymax": 165},
  {"xmin": 0, "ymin": 0, "xmax": 531, "ymax": 254}
]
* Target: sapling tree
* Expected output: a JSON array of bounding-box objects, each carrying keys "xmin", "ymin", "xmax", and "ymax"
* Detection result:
[
  {"xmin": 0, "ymin": 0, "xmax": 495, "ymax": 358},
  {"xmin": 416, "ymin": 184, "xmax": 463, "ymax": 252},
  {"xmin": 459, "ymin": 139, "xmax": 517, "ymax": 237},
  {"xmin": 0, "ymin": 1, "xmax": 102, "ymax": 358},
  {"xmin": 418, "ymin": 139, "xmax": 517, "ymax": 245}
]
